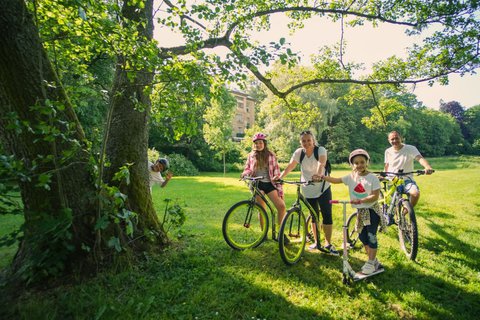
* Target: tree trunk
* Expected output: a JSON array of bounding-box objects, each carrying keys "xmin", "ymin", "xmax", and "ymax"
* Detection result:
[
  {"xmin": 0, "ymin": 0, "xmax": 167, "ymax": 283},
  {"xmin": 104, "ymin": 0, "xmax": 167, "ymax": 248},
  {"xmin": 0, "ymin": 0, "xmax": 96, "ymax": 278}
]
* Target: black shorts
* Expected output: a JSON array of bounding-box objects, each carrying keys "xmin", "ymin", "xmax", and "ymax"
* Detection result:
[
  {"xmin": 306, "ymin": 187, "xmax": 333, "ymax": 225},
  {"xmin": 258, "ymin": 181, "xmax": 277, "ymax": 195}
]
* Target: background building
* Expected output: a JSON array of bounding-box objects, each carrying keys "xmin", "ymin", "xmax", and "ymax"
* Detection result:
[{"xmin": 230, "ymin": 90, "xmax": 256, "ymax": 142}]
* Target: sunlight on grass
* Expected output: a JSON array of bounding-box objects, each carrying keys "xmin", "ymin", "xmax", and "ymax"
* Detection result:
[{"xmin": 1, "ymin": 157, "xmax": 480, "ymax": 319}]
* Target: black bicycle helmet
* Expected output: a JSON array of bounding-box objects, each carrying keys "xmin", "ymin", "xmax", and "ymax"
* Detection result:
[{"xmin": 157, "ymin": 158, "xmax": 169, "ymax": 170}]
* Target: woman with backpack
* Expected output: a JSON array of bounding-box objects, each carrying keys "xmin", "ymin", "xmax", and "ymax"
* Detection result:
[{"xmin": 275, "ymin": 130, "xmax": 339, "ymax": 255}]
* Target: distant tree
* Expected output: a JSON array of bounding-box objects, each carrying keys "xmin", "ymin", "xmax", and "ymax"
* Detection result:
[
  {"xmin": 464, "ymin": 105, "xmax": 480, "ymax": 154},
  {"xmin": 203, "ymin": 86, "xmax": 237, "ymax": 175},
  {"xmin": 440, "ymin": 100, "xmax": 468, "ymax": 139},
  {"xmin": 440, "ymin": 101, "xmax": 465, "ymax": 122}
]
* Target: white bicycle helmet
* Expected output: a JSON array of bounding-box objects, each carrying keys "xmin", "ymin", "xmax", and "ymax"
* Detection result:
[{"xmin": 348, "ymin": 149, "xmax": 370, "ymax": 164}]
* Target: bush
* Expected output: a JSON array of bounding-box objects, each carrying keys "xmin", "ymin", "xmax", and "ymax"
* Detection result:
[{"xmin": 167, "ymin": 153, "xmax": 199, "ymax": 176}]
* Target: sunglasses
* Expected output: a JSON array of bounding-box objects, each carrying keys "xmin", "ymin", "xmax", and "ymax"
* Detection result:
[{"xmin": 300, "ymin": 130, "xmax": 312, "ymax": 135}]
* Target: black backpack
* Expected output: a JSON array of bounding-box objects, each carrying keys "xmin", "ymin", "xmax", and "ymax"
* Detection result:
[{"xmin": 299, "ymin": 146, "xmax": 332, "ymax": 192}]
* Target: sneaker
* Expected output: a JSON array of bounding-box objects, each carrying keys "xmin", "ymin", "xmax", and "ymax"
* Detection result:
[
  {"xmin": 308, "ymin": 243, "xmax": 318, "ymax": 250},
  {"xmin": 324, "ymin": 244, "xmax": 340, "ymax": 256},
  {"xmin": 360, "ymin": 260, "xmax": 376, "ymax": 275},
  {"xmin": 374, "ymin": 259, "xmax": 384, "ymax": 271}
]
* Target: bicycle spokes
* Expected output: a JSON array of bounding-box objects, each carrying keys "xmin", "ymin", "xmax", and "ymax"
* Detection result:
[
  {"xmin": 279, "ymin": 208, "xmax": 307, "ymax": 265},
  {"xmin": 222, "ymin": 201, "xmax": 269, "ymax": 250}
]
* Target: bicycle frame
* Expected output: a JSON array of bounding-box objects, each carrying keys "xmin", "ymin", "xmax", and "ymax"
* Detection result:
[
  {"xmin": 286, "ymin": 182, "xmax": 323, "ymax": 247},
  {"xmin": 374, "ymin": 170, "xmax": 432, "ymax": 261},
  {"xmin": 376, "ymin": 170, "xmax": 425, "ymax": 223},
  {"xmin": 246, "ymin": 177, "xmax": 278, "ymax": 240}
]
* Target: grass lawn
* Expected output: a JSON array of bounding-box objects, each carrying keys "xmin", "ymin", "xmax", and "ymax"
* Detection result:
[{"xmin": 1, "ymin": 156, "xmax": 479, "ymax": 319}]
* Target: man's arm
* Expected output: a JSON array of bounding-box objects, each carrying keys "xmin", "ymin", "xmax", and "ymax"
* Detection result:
[
  {"xmin": 416, "ymin": 156, "xmax": 434, "ymax": 174},
  {"xmin": 161, "ymin": 172, "xmax": 173, "ymax": 188}
]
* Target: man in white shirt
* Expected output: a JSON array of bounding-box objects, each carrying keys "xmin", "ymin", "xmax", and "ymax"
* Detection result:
[
  {"xmin": 149, "ymin": 158, "xmax": 173, "ymax": 191},
  {"xmin": 384, "ymin": 131, "xmax": 433, "ymax": 207}
]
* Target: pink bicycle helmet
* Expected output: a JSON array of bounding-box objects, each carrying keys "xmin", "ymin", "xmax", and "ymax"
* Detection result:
[
  {"xmin": 252, "ymin": 132, "xmax": 267, "ymax": 142},
  {"xmin": 348, "ymin": 149, "xmax": 370, "ymax": 164}
]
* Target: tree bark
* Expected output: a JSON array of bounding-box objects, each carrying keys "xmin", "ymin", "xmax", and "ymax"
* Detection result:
[
  {"xmin": 103, "ymin": 0, "xmax": 167, "ymax": 248},
  {"xmin": 0, "ymin": 0, "xmax": 167, "ymax": 283},
  {"xmin": 0, "ymin": 0, "xmax": 97, "ymax": 277}
]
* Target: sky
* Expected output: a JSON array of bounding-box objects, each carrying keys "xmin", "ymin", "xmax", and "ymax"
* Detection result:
[{"xmin": 155, "ymin": 11, "xmax": 479, "ymax": 110}]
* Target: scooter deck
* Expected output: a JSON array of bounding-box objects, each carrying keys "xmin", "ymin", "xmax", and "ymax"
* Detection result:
[{"xmin": 353, "ymin": 268, "xmax": 385, "ymax": 281}]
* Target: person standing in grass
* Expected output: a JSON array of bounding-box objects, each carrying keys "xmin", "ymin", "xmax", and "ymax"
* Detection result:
[
  {"xmin": 275, "ymin": 130, "xmax": 338, "ymax": 255},
  {"xmin": 384, "ymin": 131, "xmax": 434, "ymax": 207},
  {"xmin": 241, "ymin": 132, "xmax": 286, "ymax": 229},
  {"xmin": 318, "ymin": 149, "xmax": 384, "ymax": 275},
  {"xmin": 149, "ymin": 158, "xmax": 173, "ymax": 191}
]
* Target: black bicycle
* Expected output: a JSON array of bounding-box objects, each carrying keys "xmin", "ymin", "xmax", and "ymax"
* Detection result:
[
  {"xmin": 222, "ymin": 176, "xmax": 278, "ymax": 250},
  {"xmin": 277, "ymin": 180, "xmax": 328, "ymax": 265}
]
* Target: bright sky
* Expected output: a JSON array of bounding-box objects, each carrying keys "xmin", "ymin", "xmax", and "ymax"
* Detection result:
[{"xmin": 155, "ymin": 11, "xmax": 480, "ymax": 110}]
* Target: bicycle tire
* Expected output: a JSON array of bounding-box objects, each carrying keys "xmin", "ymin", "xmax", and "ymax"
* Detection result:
[
  {"xmin": 222, "ymin": 200, "xmax": 269, "ymax": 250},
  {"xmin": 305, "ymin": 214, "xmax": 316, "ymax": 244},
  {"xmin": 346, "ymin": 212, "xmax": 359, "ymax": 249},
  {"xmin": 397, "ymin": 199, "xmax": 418, "ymax": 261},
  {"xmin": 279, "ymin": 207, "xmax": 307, "ymax": 265}
]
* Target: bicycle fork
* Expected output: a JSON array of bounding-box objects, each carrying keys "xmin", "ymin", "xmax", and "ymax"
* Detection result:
[{"xmin": 243, "ymin": 202, "xmax": 255, "ymax": 228}]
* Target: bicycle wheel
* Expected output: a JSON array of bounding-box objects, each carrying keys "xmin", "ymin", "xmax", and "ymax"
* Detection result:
[
  {"xmin": 397, "ymin": 199, "xmax": 418, "ymax": 261},
  {"xmin": 222, "ymin": 200, "xmax": 269, "ymax": 250},
  {"xmin": 346, "ymin": 212, "xmax": 359, "ymax": 249},
  {"xmin": 305, "ymin": 214, "xmax": 316, "ymax": 244},
  {"xmin": 279, "ymin": 207, "xmax": 307, "ymax": 265}
]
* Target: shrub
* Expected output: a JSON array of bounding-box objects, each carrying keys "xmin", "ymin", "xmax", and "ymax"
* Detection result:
[{"xmin": 166, "ymin": 153, "xmax": 199, "ymax": 176}]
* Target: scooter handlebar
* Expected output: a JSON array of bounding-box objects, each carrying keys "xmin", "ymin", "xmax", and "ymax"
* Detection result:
[{"xmin": 329, "ymin": 200, "xmax": 354, "ymax": 204}]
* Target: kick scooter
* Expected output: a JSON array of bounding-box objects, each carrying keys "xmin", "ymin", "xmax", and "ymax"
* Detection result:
[{"xmin": 330, "ymin": 200, "xmax": 384, "ymax": 285}]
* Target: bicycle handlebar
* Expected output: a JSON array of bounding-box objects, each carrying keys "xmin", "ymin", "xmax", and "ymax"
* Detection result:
[
  {"xmin": 276, "ymin": 179, "xmax": 314, "ymax": 186},
  {"xmin": 374, "ymin": 170, "xmax": 435, "ymax": 177},
  {"xmin": 240, "ymin": 176, "xmax": 264, "ymax": 181}
]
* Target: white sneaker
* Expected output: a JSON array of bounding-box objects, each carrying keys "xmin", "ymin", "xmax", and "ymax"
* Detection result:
[
  {"xmin": 374, "ymin": 259, "xmax": 383, "ymax": 270},
  {"xmin": 361, "ymin": 260, "xmax": 376, "ymax": 275}
]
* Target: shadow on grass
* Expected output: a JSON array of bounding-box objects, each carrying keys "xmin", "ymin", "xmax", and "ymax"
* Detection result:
[
  {"xmin": 163, "ymin": 177, "xmax": 480, "ymax": 319},
  {"xmin": 420, "ymin": 209, "xmax": 480, "ymax": 272}
]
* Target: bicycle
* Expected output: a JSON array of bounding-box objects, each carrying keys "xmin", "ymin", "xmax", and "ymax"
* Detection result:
[
  {"xmin": 222, "ymin": 176, "xmax": 278, "ymax": 250},
  {"xmin": 346, "ymin": 170, "xmax": 433, "ymax": 261},
  {"xmin": 277, "ymin": 180, "xmax": 329, "ymax": 265}
]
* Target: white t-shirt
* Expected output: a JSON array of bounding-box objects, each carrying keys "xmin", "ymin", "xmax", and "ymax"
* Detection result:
[
  {"xmin": 341, "ymin": 172, "xmax": 380, "ymax": 209},
  {"xmin": 290, "ymin": 147, "xmax": 330, "ymax": 198},
  {"xmin": 148, "ymin": 161, "xmax": 165, "ymax": 189},
  {"xmin": 384, "ymin": 144, "xmax": 421, "ymax": 178}
]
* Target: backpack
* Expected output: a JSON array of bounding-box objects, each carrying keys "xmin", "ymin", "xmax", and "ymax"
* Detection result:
[{"xmin": 299, "ymin": 146, "xmax": 332, "ymax": 192}]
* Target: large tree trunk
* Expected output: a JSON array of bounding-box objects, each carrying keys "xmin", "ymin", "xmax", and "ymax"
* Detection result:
[
  {"xmin": 0, "ymin": 0, "xmax": 97, "ymax": 278},
  {"xmin": 0, "ymin": 0, "xmax": 167, "ymax": 284},
  {"xmin": 104, "ymin": 0, "xmax": 167, "ymax": 249}
]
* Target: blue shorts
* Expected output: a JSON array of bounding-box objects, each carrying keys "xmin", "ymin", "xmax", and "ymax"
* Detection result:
[{"xmin": 404, "ymin": 179, "xmax": 420, "ymax": 194}]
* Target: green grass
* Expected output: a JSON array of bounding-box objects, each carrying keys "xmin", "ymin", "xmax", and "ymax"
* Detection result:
[{"xmin": 1, "ymin": 157, "xmax": 480, "ymax": 319}]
